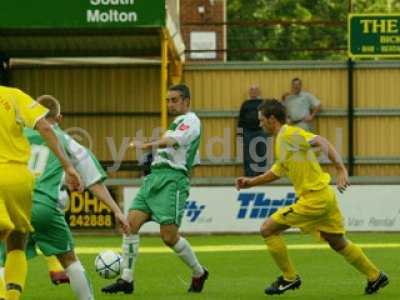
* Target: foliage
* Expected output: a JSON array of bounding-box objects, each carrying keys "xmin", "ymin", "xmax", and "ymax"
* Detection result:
[{"xmin": 227, "ymin": 0, "xmax": 400, "ymax": 60}]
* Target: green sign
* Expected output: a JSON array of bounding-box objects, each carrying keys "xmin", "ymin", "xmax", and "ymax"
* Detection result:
[
  {"xmin": 349, "ymin": 14, "xmax": 400, "ymax": 57},
  {"xmin": 0, "ymin": 0, "xmax": 165, "ymax": 29}
]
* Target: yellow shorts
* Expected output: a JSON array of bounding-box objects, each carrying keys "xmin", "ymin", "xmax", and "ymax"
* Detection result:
[
  {"xmin": 0, "ymin": 164, "xmax": 34, "ymax": 234},
  {"xmin": 271, "ymin": 186, "xmax": 345, "ymax": 235}
]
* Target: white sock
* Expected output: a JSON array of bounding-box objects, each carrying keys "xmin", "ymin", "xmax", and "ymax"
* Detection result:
[
  {"xmin": 65, "ymin": 261, "xmax": 94, "ymax": 300},
  {"xmin": 121, "ymin": 234, "xmax": 139, "ymax": 283},
  {"xmin": 173, "ymin": 237, "xmax": 204, "ymax": 277}
]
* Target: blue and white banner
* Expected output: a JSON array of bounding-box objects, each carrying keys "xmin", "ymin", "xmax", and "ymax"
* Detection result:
[{"xmin": 123, "ymin": 185, "xmax": 400, "ymax": 233}]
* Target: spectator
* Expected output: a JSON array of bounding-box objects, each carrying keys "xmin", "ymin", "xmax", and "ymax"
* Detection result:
[
  {"xmin": 238, "ymin": 85, "xmax": 268, "ymax": 176},
  {"xmin": 282, "ymin": 78, "xmax": 321, "ymax": 132}
]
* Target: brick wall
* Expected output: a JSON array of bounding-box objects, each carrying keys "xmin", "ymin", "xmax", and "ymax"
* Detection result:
[{"xmin": 180, "ymin": 0, "xmax": 226, "ymax": 61}]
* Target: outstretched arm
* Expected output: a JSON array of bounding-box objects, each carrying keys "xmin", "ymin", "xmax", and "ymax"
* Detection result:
[
  {"xmin": 235, "ymin": 170, "xmax": 280, "ymax": 191},
  {"xmin": 130, "ymin": 137, "xmax": 177, "ymax": 151},
  {"xmin": 89, "ymin": 183, "xmax": 130, "ymax": 234},
  {"xmin": 63, "ymin": 134, "xmax": 130, "ymax": 232}
]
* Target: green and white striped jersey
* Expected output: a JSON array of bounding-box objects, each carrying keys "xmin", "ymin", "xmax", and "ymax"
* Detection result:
[
  {"xmin": 152, "ymin": 112, "xmax": 201, "ymax": 174},
  {"xmin": 25, "ymin": 125, "xmax": 107, "ymax": 208}
]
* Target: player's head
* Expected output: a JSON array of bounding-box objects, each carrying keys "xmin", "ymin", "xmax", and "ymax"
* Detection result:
[
  {"xmin": 37, "ymin": 95, "xmax": 62, "ymax": 124},
  {"xmin": 258, "ymin": 99, "xmax": 287, "ymax": 134},
  {"xmin": 291, "ymin": 77, "xmax": 302, "ymax": 94},
  {"xmin": 167, "ymin": 84, "xmax": 191, "ymax": 115}
]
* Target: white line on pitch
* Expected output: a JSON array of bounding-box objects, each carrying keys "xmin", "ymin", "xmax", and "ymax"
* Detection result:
[{"xmin": 75, "ymin": 243, "xmax": 400, "ymax": 254}]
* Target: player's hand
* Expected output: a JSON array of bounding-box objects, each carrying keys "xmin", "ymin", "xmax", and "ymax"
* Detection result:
[
  {"xmin": 115, "ymin": 212, "xmax": 130, "ymax": 234},
  {"xmin": 336, "ymin": 167, "xmax": 350, "ymax": 193},
  {"xmin": 129, "ymin": 140, "xmax": 142, "ymax": 149},
  {"xmin": 65, "ymin": 166, "xmax": 84, "ymax": 192},
  {"xmin": 129, "ymin": 141, "xmax": 149, "ymax": 150},
  {"xmin": 235, "ymin": 177, "xmax": 252, "ymax": 191}
]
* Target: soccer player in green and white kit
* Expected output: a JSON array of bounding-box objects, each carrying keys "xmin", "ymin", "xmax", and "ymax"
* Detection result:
[
  {"xmin": 102, "ymin": 84, "xmax": 208, "ymax": 294},
  {"xmin": 0, "ymin": 95, "xmax": 129, "ymax": 300}
]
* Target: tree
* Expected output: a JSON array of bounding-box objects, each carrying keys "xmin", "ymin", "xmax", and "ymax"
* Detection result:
[{"xmin": 227, "ymin": 0, "xmax": 399, "ymax": 61}]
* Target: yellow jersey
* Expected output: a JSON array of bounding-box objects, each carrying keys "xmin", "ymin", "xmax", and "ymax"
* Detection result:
[
  {"xmin": 271, "ymin": 124, "xmax": 330, "ymax": 196},
  {"xmin": 0, "ymin": 86, "xmax": 48, "ymax": 164}
]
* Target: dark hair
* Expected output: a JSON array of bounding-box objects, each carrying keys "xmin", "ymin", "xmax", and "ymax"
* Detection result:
[
  {"xmin": 292, "ymin": 77, "xmax": 301, "ymax": 83},
  {"xmin": 258, "ymin": 99, "xmax": 287, "ymax": 124},
  {"xmin": 37, "ymin": 95, "xmax": 60, "ymax": 119},
  {"xmin": 169, "ymin": 84, "xmax": 191, "ymax": 100}
]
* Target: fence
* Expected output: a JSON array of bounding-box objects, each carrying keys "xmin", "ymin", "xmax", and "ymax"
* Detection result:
[{"xmin": 8, "ymin": 59, "xmax": 400, "ymax": 178}]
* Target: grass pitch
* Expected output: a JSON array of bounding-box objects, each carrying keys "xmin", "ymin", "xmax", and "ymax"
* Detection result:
[{"xmin": 23, "ymin": 233, "xmax": 399, "ymax": 299}]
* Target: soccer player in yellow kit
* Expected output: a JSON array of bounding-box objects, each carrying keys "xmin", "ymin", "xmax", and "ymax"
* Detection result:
[
  {"xmin": 236, "ymin": 99, "xmax": 388, "ymax": 295},
  {"xmin": 0, "ymin": 85, "xmax": 82, "ymax": 300}
]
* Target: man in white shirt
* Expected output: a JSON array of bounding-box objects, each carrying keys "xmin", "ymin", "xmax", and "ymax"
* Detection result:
[
  {"xmin": 102, "ymin": 84, "xmax": 208, "ymax": 295},
  {"xmin": 282, "ymin": 78, "xmax": 321, "ymax": 132}
]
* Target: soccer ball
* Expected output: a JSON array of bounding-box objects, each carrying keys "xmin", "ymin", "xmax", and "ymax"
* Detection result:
[{"xmin": 95, "ymin": 250, "xmax": 123, "ymax": 279}]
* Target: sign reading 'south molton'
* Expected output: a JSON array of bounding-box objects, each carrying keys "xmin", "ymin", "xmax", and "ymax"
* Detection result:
[
  {"xmin": 87, "ymin": 0, "xmax": 139, "ymax": 23},
  {"xmin": 0, "ymin": 0, "xmax": 165, "ymax": 28},
  {"xmin": 349, "ymin": 14, "xmax": 400, "ymax": 57}
]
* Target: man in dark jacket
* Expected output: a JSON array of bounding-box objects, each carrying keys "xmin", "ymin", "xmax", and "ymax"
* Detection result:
[{"xmin": 238, "ymin": 85, "xmax": 268, "ymax": 176}]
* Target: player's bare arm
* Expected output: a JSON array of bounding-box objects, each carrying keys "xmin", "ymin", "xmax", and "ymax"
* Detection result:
[
  {"xmin": 236, "ymin": 170, "xmax": 280, "ymax": 191},
  {"xmin": 35, "ymin": 118, "xmax": 83, "ymax": 192},
  {"xmin": 89, "ymin": 183, "xmax": 130, "ymax": 234},
  {"xmin": 130, "ymin": 136, "xmax": 177, "ymax": 150},
  {"xmin": 311, "ymin": 135, "xmax": 350, "ymax": 193}
]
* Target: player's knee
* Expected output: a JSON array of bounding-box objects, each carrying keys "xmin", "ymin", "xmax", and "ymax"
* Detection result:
[
  {"xmin": 321, "ymin": 233, "xmax": 347, "ymax": 251},
  {"xmin": 6, "ymin": 231, "xmax": 26, "ymax": 251},
  {"xmin": 127, "ymin": 215, "xmax": 146, "ymax": 234},
  {"xmin": 260, "ymin": 223, "xmax": 273, "ymax": 238},
  {"xmin": 128, "ymin": 220, "xmax": 140, "ymax": 234},
  {"xmin": 57, "ymin": 251, "xmax": 77, "ymax": 268},
  {"xmin": 328, "ymin": 241, "xmax": 345, "ymax": 252},
  {"xmin": 160, "ymin": 232, "xmax": 178, "ymax": 247},
  {"xmin": 161, "ymin": 235, "xmax": 175, "ymax": 247},
  {"xmin": 0, "ymin": 230, "xmax": 10, "ymax": 241},
  {"xmin": 331, "ymin": 239, "xmax": 347, "ymax": 251}
]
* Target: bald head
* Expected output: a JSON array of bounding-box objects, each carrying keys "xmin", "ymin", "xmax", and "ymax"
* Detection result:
[
  {"xmin": 249, "ymin": 85, "xmax": 261, "ymax": 99},
  {"xmin": 37, "ymin": 95, "xmax": 61, "ymax": 123}
]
